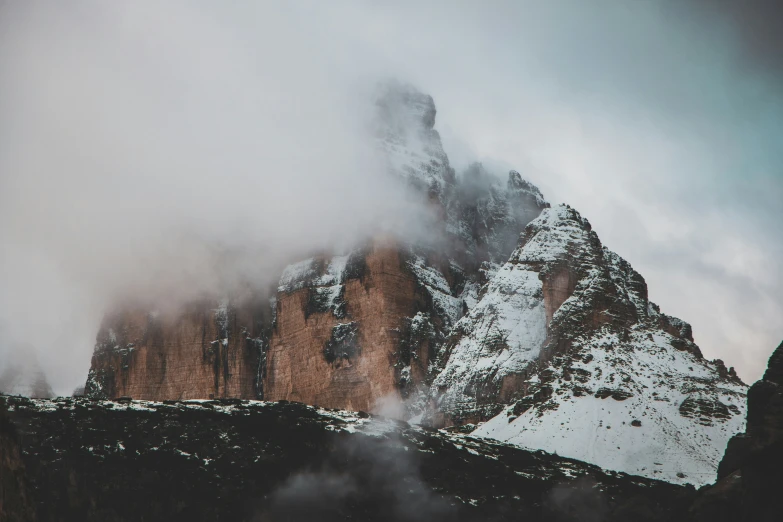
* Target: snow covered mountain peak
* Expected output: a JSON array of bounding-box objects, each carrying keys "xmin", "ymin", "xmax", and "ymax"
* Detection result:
[
  {"xmin": 374, "ymin": 81, "xmax": 455, "ymax": 201},
  {"xmin": 430, "ymin": 203, "xmax": 747, "ymax": 485},
  {"xmin": 83, "ymin": 85, "xmax": 746, "ymax": 488}
]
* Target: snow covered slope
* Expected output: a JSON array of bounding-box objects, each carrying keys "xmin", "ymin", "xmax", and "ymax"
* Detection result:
[
  {"xmin": 431, "ymin": 250, "xmax": 549, "ymax": 420},
  {"xmin": 432, "ymin": 205, "xmax": 600, "ymax": 422},
  {"xmin": 432, "ymin": 204, "xmax": 747, "ymax": 485},
  {"xmin": 472, "ymin": 327, "xmax": 746, "ymax": 486}
]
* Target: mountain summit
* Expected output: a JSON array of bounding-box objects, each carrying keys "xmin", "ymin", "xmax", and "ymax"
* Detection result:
[{"xmin": 84, "ymin": 84, "xmax": 746, "ymax": 485}]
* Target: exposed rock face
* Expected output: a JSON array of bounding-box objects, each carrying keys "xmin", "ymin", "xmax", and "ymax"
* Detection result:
[
  {"xmin": 265, "ymin": 243, "xmax": 435, "ymax": 411},
  {"xmin": 3, "ymin": 395, "xmax": 696, "ymax": 522},
  {"xmin": 85, "ymin": 296, "xmax": 269, "ymax": 400},
  {"xmin": 438, "ymin": 206, "xmax": 747, "ymax": 485},
  {"xmin": 690, "ymin": 340, "xmax": 783, "ymax": 521},
  {"xmin": 265, "ymin": 238, "xmax": 476, "ymax": 415},
  {"xmin": 0, "ymin": 345, "xmax": 54, "ymax": 399},
  {"xmin": 0, "ymin": 397, "xmax": 35, "ymax": 522}
]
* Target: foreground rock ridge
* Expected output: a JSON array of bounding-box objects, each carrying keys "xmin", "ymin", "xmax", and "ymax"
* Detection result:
[
  {"xmin": 0, "ymin": 399, "xmax": 35, "ymax": 522},
  {"xmin": 3, "ymin": 395, "xmax": 696, "ymax": 522},
  {"xmin": 82, "ymin": 82, "xmax": 747, "ymax": 485},
  {"xmin": 690, "ymin": 340, "xmax": 783, "ymax": 521}
]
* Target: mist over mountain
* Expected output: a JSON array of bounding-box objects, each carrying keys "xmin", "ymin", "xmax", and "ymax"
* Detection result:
[
  {"xmin": 0, "ymin": 2, "xmax": 781, "ymax": 521},
  {"xmin": 1, "ymin": 2, "xmax": 781, "ymax": 394}
]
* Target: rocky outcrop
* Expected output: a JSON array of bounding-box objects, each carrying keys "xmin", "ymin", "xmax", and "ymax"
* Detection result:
[
  {"xmin": 3, "ymin": 395, "xmax": 697, "ymax": 522},
  {"xmin": 265, "ymin": 243, "xmax": 439, "ymax": 412},
  {"xmin": 265, "ymin": 239, "xmax": 475, "ymax": 415},
  {"xmin": 85, "ymin": 295, "xmax": 270, "ymax": 400},
  {"xmin": 0, "ymin": 397, "xmax": 36, "ymax": 522},
  {"xmin": 690, "ymin": 340, "xmax": 783, "ymax": 521}
]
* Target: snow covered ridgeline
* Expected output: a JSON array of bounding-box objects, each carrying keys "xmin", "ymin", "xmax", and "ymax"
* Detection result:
[{"xmin": 430, "ymin": 204, "xmax": 747, "ymax": 485}]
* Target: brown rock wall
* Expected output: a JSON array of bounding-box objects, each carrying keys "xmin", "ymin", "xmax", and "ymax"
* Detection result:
[
  {"xmin": 542, "ymin": 265, "xmax": 578, "ymax": 327},
  {"xmin": 265, "ymin": 243, "xmax": 428, "ymax": 412},
  {"xmin": 86, "ymin": 297, "xmax": 265, "ymax": 400}
]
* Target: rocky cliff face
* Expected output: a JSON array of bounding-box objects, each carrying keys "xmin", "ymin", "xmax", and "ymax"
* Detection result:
[
  {"xmin": 446, "ymin": 163, "xmax": 549, "ymax": 270},
  {"xmin": 3, "ymin": 395, "xmax": 696, "ymax": 522},
  {"xmin": 83, "ymin": 83, "xmax": 746, "ymax": 486},
  {"xmin": 265, "ymin": 242, "xmax": 441, "ymax": 412},
  {"xmin": 689, "ymin": 340, "xmax": 783, "ymax": 521},
  {"xmin": 86, "ymin": 295, "xmax": 269, "ymax": 401}
]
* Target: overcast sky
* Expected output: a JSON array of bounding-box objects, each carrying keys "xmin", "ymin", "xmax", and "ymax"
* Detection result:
[{"xmin": 0, "ymin": 1, "xmax": 781, "ymax": 392}]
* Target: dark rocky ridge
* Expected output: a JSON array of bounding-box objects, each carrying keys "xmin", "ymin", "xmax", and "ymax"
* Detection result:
[
  {"xmin": 3, "ymin": 394, "xmax": 696, "ymax": 522},
  {"xmin": 0, "ymin": 398, "xmax": 36, "ymax": 521},
  {"xmin": 689, "ymin": 340, "xmax": 783, "ymax": 521}
]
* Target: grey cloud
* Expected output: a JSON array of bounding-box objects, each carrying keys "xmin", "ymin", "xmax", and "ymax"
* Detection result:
[{"xmin": 0, "ymin": 1, "xmax": 780, "ymax": 390}]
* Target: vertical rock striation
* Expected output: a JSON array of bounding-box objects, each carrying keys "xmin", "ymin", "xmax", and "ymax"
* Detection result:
[
  {"xmin": 86, "ymin": 295, "xmax": 269, "ymax": 400},
  {"xmin": 265, "ymin": 243, "xmax": 426, "ymax": 411}
]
